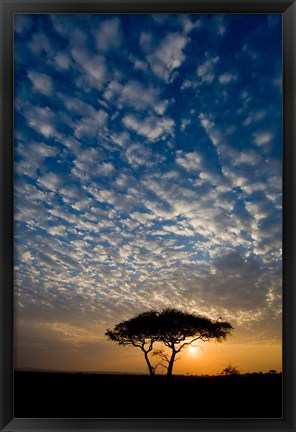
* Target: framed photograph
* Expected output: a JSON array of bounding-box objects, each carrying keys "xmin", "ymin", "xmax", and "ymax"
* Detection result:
[{"xmin": 1, "ymin": 0, "xmax": 295, "ymax": 431}]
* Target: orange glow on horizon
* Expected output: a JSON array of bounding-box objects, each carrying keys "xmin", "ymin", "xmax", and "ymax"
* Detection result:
[{"xmin": 15, "ymin": 338, "xmax": 282, "ymax": 376}]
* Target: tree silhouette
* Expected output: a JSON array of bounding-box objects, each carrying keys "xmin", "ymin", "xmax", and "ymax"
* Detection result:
[
  {"xmin": 220, "ymin": 362, "xmax": 241, "ymax": 376},
  {"xmin": 105, "ymin": 308, "xmax": 233, "ymax": 376},
  {"xmin": 105, "ymin": 311, "xmax": 159, "ymax": 375},
  {"xmin": 153, "ymin": 308, "xmax": 233, "ymax": 376}
]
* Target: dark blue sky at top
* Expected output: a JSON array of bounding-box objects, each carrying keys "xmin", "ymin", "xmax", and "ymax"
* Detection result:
[{"xmin": 13, "ymin": 14, "xmax": 282, "ymax": 347}]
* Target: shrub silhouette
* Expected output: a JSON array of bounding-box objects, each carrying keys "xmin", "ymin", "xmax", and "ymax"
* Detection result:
[{"xmin": 220, "ymin": 363, "xmax": 241, "ymax": 376}]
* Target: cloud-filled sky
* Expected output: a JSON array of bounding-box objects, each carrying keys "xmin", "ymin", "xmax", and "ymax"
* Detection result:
[{"xmin": 14, "ymin": 14, "xmax": 282, "ymax": 374}]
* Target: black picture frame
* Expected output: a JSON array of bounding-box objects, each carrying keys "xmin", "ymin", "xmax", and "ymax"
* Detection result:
[{"xmin": 1, "ymin": 0, "xmax": 295, "ymax": 431}]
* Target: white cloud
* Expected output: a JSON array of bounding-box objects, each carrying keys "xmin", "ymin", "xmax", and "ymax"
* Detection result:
[
  {"xmin": 199, "ymin": 113, "xmax": 222, "ymax": 149},
  {"xmin": 197, "ymin": 56, "xmax": 219, "ymax": 83},
  {"xmin": 25, "ymin": 141, "xmax": 59, "ymax": 160},
  {"xmin": 71, "ymin": 46, "xmax": 107, "ymax": 87},
  {"xmin": 63, "ymin": 97, "xmax": 98, "ymax": 118},
  {"xmin": 253, "ymin": 132, "xmax": 273, "ymax": 147},
  {"xmin": 129, "ymin": 56, "xmax": 148, "ymax": 72},
  {"xmin": 180, "ymin": 118, "xmax": 191, "ymax": 131},
  {"xmin": 50, "ymin": 15, "xmax": 74, "ymax": 38},
  {"xmin": 99, "ymin": 163, "xmax": 115, "ymax": 176},
  {"xmin": 16, "ymin": 141, "xmax": 59, "ymax": 178},
  {"xmin": 25, "ymin": 106, "xmax": 57, "ymax": 138},
  {"xmin": 95, "ymin": 18, "xmax": 122, "ymax": 52},
  {"xmin": 21, "ymin": 251, "xmax": 32, "ymax": 263},
  {"xmin": 59, "ymin": 185, "xmax": 87, "ymax": 203},
  {"xmin": 121, "ymin": 80, "xmax": 168, "ymax": 115},
  {"xmin": 27, "ymin": 70, "xmax": 53, "ymax": 96},
  {"xmin": 38, "ymin": 172, "xmax": 64, "ymax": 192},
  {"xmin": 237, "ymin": 150, "xmax": 261, "ymax": 166},
  {"xmin": 180, "ymin": 79, "xmax": 199, "ymax": 90},
  {"xmin": 53, "ymin": 52, "xmax": 71, "ymax": 70},
  {"xmin": 69, "ymin": 147, "xmax": 110, "ymax": 183},
  {"xmin": 219, "ymin": 73, "xmax": 237, "ymax": 84},
  {"xmin": 243, "ymin": 110, "xmax": 266, "ymax": 126},
  {"xmin": 47, "ymin": 225, "xmax": 67, "ymax": 237},
  {"xmin": 142, "ymin": 32, "xmax": 189, "ymax": 82},
  {"xmin": 245, "ymin": 199, "xmax": 271, "ymax": 222},
  {"xmin": 198, "ymin": 171, "xmax": 222, "ymax": 187},
  {"xmin": 28, "ymin": 33, "xmax": 52, "ymax": 56},
  {"xmin": 74, "ymin": 109, "xmax": 108, "ymax": 139},
  {"xmin": 104, "ymin": 79, "xmax": 169, "ymax": 115},
  {"xmin": 139, "ymin": 32, "xmax": 152, "ymax": 52},
  {"xmin": 175, "ymin": 150, "xmax": 202, "ymax": 172},
  {"xmin": 72, "ymin": 159, "xmax": 115, "ymax": 182},
  {"xmin": 162, "ymin": 223, "xmax": 195, "ymax": 237},
  {"xmin": 103, "ymin": 80, "xmax": 121, "ymax": 101},
  {"xmin": 125, "ymin": 143, "xmax": 152, "ymax": 168},
  {"xmin": 122, "ymin": 114, "xmax": 174, "ymax": 141},
  {"xmin": 214, "ymin": 15, "xmax": 227, "ymax": 35},
  {"xmin": 221, "ymin": 167, "xmax": 248, "ymax": 188},
  {"xmin": 111, "ymin": 132, "xmax": 130, "ymax": 148},
  {"xmin": 179, "ymin": 16, "xmax": 201, "ymax": 34},
  {"xmin": 130, "ymin": 212, "xmax": 155, "ymax": 225}
]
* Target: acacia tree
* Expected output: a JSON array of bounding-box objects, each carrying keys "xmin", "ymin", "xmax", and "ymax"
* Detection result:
[
  {"xmin": 105, "ymin": 311, "xmax": 159, "ymax": 375},
  {"xmin": 105, "ymin": 308, "xmax": 233, "ymax": 376},
  {"xmin": 153, "ymin": 308, "xmax": 233, "ymax": 376}
]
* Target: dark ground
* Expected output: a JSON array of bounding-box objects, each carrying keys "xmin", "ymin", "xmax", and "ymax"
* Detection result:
[{"xmin": 14, "ymin": 371, "xmax": 282, "ymax": 418}]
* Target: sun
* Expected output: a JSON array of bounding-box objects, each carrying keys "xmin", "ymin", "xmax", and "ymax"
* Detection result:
[{"xmin": 188, "ymin": 345, "xmax": 199, "ymax": 355}]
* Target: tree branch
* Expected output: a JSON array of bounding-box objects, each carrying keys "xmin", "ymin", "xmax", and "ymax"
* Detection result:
[{"xmin": 176, "ymin": 336, "xmax": 206, "ymax": 353}]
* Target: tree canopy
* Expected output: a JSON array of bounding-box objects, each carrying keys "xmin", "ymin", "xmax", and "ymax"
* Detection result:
[
  {"xmin": 105, "ymin": 311, "xmax": 159, "ymax": 375},
  {"xmin": 105, "ymin": 308, "xmax": 233, "ymax": 376}
]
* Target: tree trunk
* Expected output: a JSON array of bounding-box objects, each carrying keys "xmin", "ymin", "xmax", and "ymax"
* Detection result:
[
  {"xmin": 167, "ymin": 351, "xmax": 176, "ymax": 376},
  {"xmin": 144, "ymin": 351, "xmax": 154, "ymax": 376}
]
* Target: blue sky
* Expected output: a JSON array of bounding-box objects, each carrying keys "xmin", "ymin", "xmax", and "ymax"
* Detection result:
[{"xmin": 14, "ymin": 14, "xmax": 282, "ymax": 373}]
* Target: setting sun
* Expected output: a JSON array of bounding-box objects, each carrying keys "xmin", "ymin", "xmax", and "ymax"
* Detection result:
[{"xmin": 188, "ymin": 346, "xmax": 199, "ymax": 355}]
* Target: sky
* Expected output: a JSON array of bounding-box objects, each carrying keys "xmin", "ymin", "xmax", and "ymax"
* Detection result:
[{"xmin": 14, "ymin": 14, "xmax": 282, "ymax": 375}]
